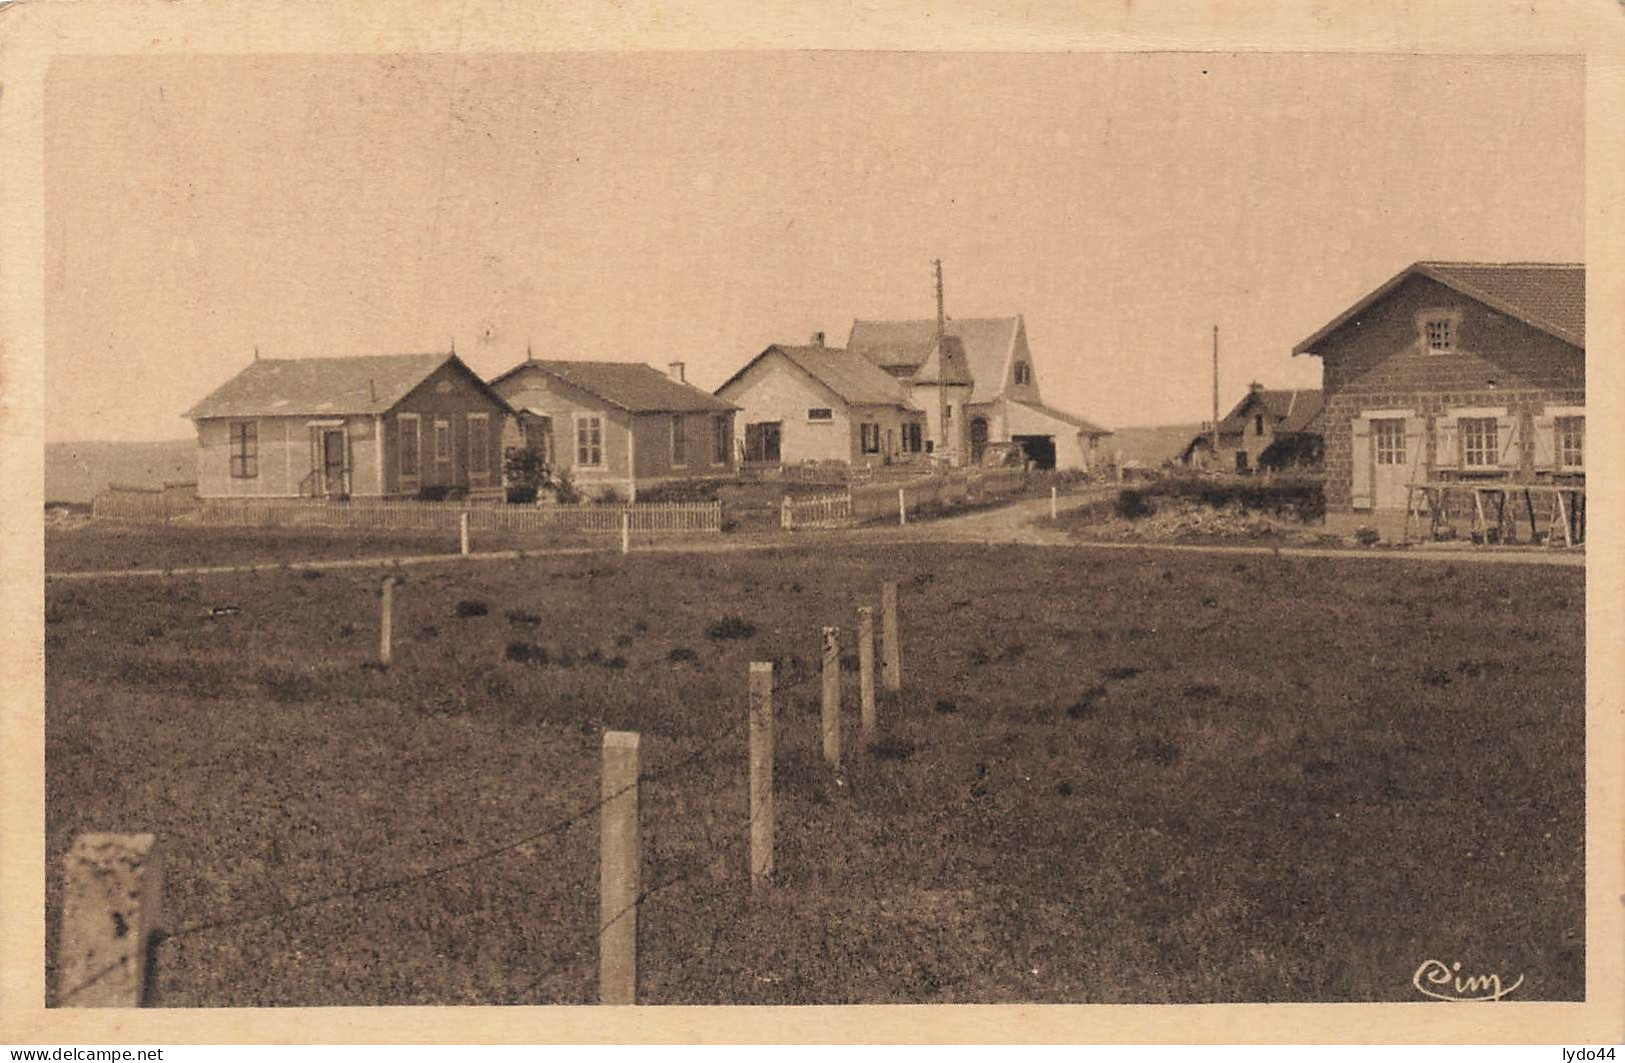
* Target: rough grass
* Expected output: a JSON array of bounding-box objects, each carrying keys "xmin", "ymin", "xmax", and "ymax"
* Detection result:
[{"xmin": 43, "ymin": 543, "xmax": 1584, "ymax": 1005}]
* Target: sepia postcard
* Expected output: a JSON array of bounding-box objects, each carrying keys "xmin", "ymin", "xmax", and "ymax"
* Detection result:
[{"xmin": 1, "ymin": 0, "xmax": 1622, "ymax": 1047}]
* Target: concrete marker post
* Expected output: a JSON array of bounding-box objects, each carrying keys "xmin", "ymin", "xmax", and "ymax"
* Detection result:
[
  {"xmin": 821, "ymin": 626, "xmax": 841, "ymax": 769},
  {"xmin": 460, "ymin": 511, "xmax": 470, "ymax": 556},
  {"xmin": 58, "ymin": 833, "xmax": 163, "ymax": 1007},
  {"xmin": 748, "ymin": 662, "xmax": 775, "ymax": 889},
  {"xmin": 379, "ymin": 576, "xmax": 395, "ymax": 666},
  {"xmin": 1051, "ymin": 485, "xmax": 1058, "ymax": 520},
  {"xmin": 599, "ymin": 730, "xmax": 641, "ymax": 1005},
  {"xmin": 857, "ymin": 606, "xmax": 877, "ymax": 736},
  {"xmin": 898, "ymin": 487, "xmax": 907, "ymax": 526},
  {"xmin": 881, "ymin": 581, "xmax": 902, "ymax": 692},
  {"xmin": 621, "ymin": 509, "xmax": 631, "ymax": 555}
]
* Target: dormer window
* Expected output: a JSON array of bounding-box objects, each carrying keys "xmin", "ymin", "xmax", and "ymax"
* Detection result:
[
  {"xmin": 1424, "ymin": 317, "xmax": 1454, "ymax": 352},
  {"xmin": 1013, "ymin": 361, "xmax": 1032, "ymax": 386}
]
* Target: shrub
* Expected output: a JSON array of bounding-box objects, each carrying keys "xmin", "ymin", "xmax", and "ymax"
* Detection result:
[
  {"xmin": 1115, "ymin": 489, "xmax": 1155, "ymax": 520},
  {"xmin": 506, "ymin": 609, "xmax": 542, "ymax": 626},
  {"xmin": 668, "ymin": 646, "xmax": 699, "ymax": 662},
  {"xmin": 1355, "ymin": 527, "xmax": 1381, "ymax": 546},
  {"xmin": 505, "ymin": 641, "xmax": 548, "ymax": 665},
  {"xmin": 417, "ymin": 484, "xmax": 466, "ymax": 502},
  {"xmin": 454, "ymin": 599, "xmax": 489, "ymax": 618},
  {"xmin": 705, "ymin": 615, "xmax": 756, "ymax": 640},
  {"xmin": 635, "ymin": 479, "xmax": 724, "ymax": 504}
]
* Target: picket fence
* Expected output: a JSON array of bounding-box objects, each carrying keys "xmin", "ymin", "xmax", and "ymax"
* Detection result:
[
  {"xmin": 190, "ymin": 498, "xmax": 723, "ymax": 535},
  {"xmin": 90, "ymin": 483, "xmax": 200, "ymax": 523},
  {"xmin": 781, "ymin": 467, "xmax": 1032, "ymax": 530}
]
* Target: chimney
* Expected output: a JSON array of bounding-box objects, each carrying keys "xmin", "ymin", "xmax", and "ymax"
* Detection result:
[
  {"xmin": 811, "ymin": 331, "xmax": 826, "ymax": 347},
  {"xmin": 1249, "ymin": 381, "xmax": 1264, "ymax": 393},
  {"xmin": 668, "ymin": 361, "xmax": 686, "ymax": 384}
]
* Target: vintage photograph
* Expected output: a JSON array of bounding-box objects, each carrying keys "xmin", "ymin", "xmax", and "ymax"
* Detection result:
[{"xmin": 36, "ymin": 49, "xmax": 1585, "ymax": 1011}]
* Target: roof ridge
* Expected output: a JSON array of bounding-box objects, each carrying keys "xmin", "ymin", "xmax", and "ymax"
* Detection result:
[{"xmin": 1417, "ymin": 260, "xmax": 1584, "ymax": 269}]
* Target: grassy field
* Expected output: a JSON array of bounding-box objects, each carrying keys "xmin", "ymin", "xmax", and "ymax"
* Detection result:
[{"xmin": 43, "ymin": 537, "xmax": 1584, "ymax": 1005}]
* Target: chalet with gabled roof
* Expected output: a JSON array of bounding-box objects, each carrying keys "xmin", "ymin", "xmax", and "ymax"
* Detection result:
[
  {"xmin": 489, "ymin": 357, "xmax": 738, "ymax": 499},
  {"xmin": 185, "ymin": 351, "xmax": 513, "ymax": 499},
  {"xmin": 1293, "ymin": 261, "xmax": 1584, "ymax": 513}
]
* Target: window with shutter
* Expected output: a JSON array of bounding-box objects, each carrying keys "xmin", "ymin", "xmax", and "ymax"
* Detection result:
[
  {"xmin": 1556, "ymin": 415, "xmax": 1584, "ymax": 470},
  {"xmin": 1495, "ymin": 415, "xmax": 1521, "ymax": 471},
  {"xmin": 1532, "ymin": 415, "xmax": 1557, "ymax": 471}
]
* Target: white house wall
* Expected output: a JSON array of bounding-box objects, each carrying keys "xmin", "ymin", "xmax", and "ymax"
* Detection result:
[{"xmin": 718, "ymin": 353, "xmax": 857, "ymax": 464}]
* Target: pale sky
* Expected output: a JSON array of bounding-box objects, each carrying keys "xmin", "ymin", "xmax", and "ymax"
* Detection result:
[{"xmin": 44, "ymin": 52, "xmax": 1583, "ymax": 442}]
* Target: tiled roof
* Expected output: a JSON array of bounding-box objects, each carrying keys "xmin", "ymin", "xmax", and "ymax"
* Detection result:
[
  {"xmin": 768, "ymin": 345, "xmax": 916, "ymax": 408},
  {"xmin": 1421, "ymin": 262, "xmax": 1584, "ymax": 345},
  {"xmin": 186, "ymin": 352, "xmax": 480, "ymax": 419},
  {"xmin": 848, "ymin": 317, "xmax": 1018, "ymax": 404},
  {"xmin": 1218, "ymin": 389, "xmax": 1324, "ymax": 435},
  {"xmin": 1293, "ymin": 261, "xmax": 1584, "ymax": 355},
  {"xmin": 1008, "ymin": 398, "xmax": 1112, "ymax": 436},
  {"xmin": 495, "ymin": 360, "xmax": 736, "ymax": 414}
]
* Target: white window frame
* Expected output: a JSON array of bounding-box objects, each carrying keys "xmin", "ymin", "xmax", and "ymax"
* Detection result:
[
  {"xmin": 1013, "ymin": 361, "xmax": 1031, "ymax": 386},
  {"xmin": 228, "ymin": 419, "xmax": 259, "ymax": 480},
  {"xmin": 398, "ymin": 414, "xmax": 421, "ymax": 480},
  {"xmin": 433, "ymin": 418, "xmax": 452, "ymax": 464},
  {"xmin": 574, "ymin": 413, "xmax": 605, "ymax": 468},
  {"xmin": 671, "ymin": 414, "xmax": 688, "ymax": 468},
  {"xmin": 1459, "ymin": 415, "xmax": 1500, "ymax": 470},
  {"xmin": 467, "ymin": 413, "xmax": 490, "ymax": 477},
  {"xmin": 807, "ymin": 408, "xmax": 834, "ymax": 423},
  {"xmin": 1424, "ymin": 318, "xmax": 1454, "ymax": 352},
  {"xmin": 1550, "ymin": 406, "xmax": 1584, "ymax": 471},
  {"xmin": 860, "ymin": 422, "xmax": 881, "ymax": 455},
  {"xmin": 1372, "ymin": 417, "xmax": 1407, "ymax": 467}
]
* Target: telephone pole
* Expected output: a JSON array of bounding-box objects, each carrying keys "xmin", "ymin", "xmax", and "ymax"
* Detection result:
[{"xmin": 1210, "ymin": 325, "xmax": 1220, "ymax": 463}]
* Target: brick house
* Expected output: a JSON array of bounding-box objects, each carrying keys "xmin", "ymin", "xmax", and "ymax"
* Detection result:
[
  {"xmin": 489, "ymin": 358, "xmax": 738, "ymax": 499},
  {"xmin": 1180, "ymin": 385, "xmax": 1324, "ymax": 473},
  {"xmin": 185, "ymin": 352, "xmax": 513, "ymax": 499},
  {"xmin": 1292, "ymin": 261, "xmax": 1584, "ymax": 513}
]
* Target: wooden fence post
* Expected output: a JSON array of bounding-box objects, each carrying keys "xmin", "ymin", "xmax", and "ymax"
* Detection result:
[
  {"xmin": 600, "ymin": 730, "xmax": 641, "ymax": 1005},
  {"xmin": 898, "ymin": 487, "xmax": 907, "ymax": 526},
  {"xmin": 460, "ymin": 511, "xmax": 470, "ymax": 556},
  {"xmin": 58, "ymin": 833, "xmax": 162, "ymax": 1007},
  {"xmin": 621, "ymin": 509, "xmax": 631, "ymax": 555},
  {"xmin": 821, "ymin": 626, "xmax": 841, "ymax": 769},
  {"xmin": 881, "ymin": 581, "xmax": 901, "ymax": 692},
  {"xmin": 781, "ymin": 497, "xmax": 792, "ymax": 530},
  {"xmin": 379, "ymin": 576, "xmax": 395, "ymax": 666},
  {"xmin": 1051, "ymin": 485, "xmax": 1058, "ymax": 520},
  {"xmin": 748, "ymin": 662, "xmax": 775, "ymax": 889},
  {"xmin": 857, "ymin": 606, "xmax": 876, "ymax": 736}
]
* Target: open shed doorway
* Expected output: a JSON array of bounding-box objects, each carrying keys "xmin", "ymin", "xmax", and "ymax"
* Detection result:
[{"xmin": 1012, "ymin": 434, "xmax": 1056, "ymax": 470}]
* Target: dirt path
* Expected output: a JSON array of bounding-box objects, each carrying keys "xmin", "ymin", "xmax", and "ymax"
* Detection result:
[{"xmin": 46, "ymin": 488, "xmax": 1583, "ymax": 580}]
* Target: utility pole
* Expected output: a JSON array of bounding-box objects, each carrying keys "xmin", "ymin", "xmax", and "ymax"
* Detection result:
[
  {"xmin": 1210, "ymin": 325, "xmax": 1220, "ymax": 463},
  {"xmin": 934, "ymin": 258, "xmax": 946, "ymax": 337}
]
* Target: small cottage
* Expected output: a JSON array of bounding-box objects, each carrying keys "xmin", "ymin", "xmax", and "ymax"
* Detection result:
[
  {"xmin": 1181, "ymin": 386, "xmax": 1324, "ymax": 473},
  {"xmin": 185, "ymin": 352, "xmax": 513, "ymax": 499},
  {"xmin": 489, "ymin": 358, "xmax": 738, "ymax": 499}
]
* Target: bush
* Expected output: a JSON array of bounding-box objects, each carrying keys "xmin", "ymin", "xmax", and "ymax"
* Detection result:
[
  {"xmin": 1115, "ymin": 489, "xmax": 1155, "ymax": 520},
  {"xmin": 705, "ymin": 616, "xmax": 756, "ymax": 640},
  {"xmin": 636, "ymin": 479, "xmax": 724, "ymax": 504},
  {"xmin": 417, "ymin": 484, "xmax": 466, "ymax": 502},
  {"xmin": 454, "ymin": 599, "xmax": 489, "ymax": 618}
]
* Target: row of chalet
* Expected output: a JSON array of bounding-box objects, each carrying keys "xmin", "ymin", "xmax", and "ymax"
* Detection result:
[
  {"xmin": 186, "ymin": 353, "xmax": 736, "ymax": 501},
  {"xmin": 185, "ymin": 259, "xmax": 1584, "ymax": 515},
  {"xmin": 186, "ymin": 297, "xmax": 1114, "ymax": 500}
]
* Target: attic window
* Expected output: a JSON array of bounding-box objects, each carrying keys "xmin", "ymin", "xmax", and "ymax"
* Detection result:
[
  {"xmin": 1424, "ymin": 317, "xmax": 1454, "ymax": 352},
  {"xmin": 807, "ymin": 408, "xmax": 833, "ymax": 422},
  {"xmin": 1013, "ymin": 361, "xmax": 1032, "ymax": 386}
]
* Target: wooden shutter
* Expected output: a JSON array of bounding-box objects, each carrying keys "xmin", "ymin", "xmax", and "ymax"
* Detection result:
[
  {"xmin": 1404, "ymin": 416, "xmax": 1425, "ymax": 489},
  {"xmin": 1497, "ymin": 414, "xmax": 1521, "ymax": 471},
  {"xmin": 1433, "ymin": 416, "xmax": 1459, "ymax": 471},
  {"xmin": 1531, "ymin": 414, "xmax": 1556, "ymax": 471},
  {"xmin": 1350, "ymin": 417, "xmax": 1373, "ymax": 510}
]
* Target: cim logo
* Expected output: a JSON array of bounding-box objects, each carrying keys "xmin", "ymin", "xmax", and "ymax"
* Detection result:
[{"xmin": 1411, "ymin": 959, "xmax": 1523, "ymax": 1002}]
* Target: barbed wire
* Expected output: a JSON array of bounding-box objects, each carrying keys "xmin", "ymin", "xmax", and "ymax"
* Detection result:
[{"xmin": 155, "ymin": 728, "xmax": 739, "ymax": 946}]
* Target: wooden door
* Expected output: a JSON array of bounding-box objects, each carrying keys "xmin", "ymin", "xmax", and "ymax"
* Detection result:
[
  {"xmin": 1370, "ymin": 417, "xmax": 1409, "ymax": 508},
  {"xmin": 322, "ymin": 429, "xmax": 348, "ymax": 497}
]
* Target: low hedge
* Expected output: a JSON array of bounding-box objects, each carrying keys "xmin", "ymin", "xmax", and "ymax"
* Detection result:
[{"xmin": 1117, "ymin": 477, "xmax": 1325, "ymax": 522}]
